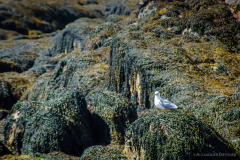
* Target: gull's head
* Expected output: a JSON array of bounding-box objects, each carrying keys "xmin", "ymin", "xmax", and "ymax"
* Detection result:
[{"xmin": 154, "ymin": 91, "xmax": 160, "ymax": 96}]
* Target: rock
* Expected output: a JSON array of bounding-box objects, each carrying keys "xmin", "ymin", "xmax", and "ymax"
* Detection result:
[
  {"xmin": 226, "ymin": 0, "xmax": 240, "ymax": 6},
  {"xmin": 0, "ymin": 80, "xmax": 18, "ymax": 111},
  {"xmin": 4, "ymin": 88, "xmax": 95, "ymax": 156},
  {"xmin": 0, "ymin": 42, "xmax": 41, "ymax": 71},
  {"xmin": 78, "ymin": 0, "xmax": 99, "ymax": 5},
  {"xmin": 80, "ymin": 145, "xmax": 126, "ymax": 160},
  {"xmin": 188, "ymin": 92, "xmax": 240, "ymax": 140},
  {"xmin": 86, "ymin": 90, "xmax": 137, "ymax": 144},
  {"xmin": 84, "ymin": 22, "xmax": 122, "ymax": 50},
  {"xmin": 124, "ymin": 111, "xmax": 240, "ymax": 160},
  {"xmin": 0, "ymin": 141, "xmax": 12, "ymax": 157},
  {"xmin": 0, "ymin": 110, "xmax": 9, "ymax": 121},
  {"xmin": 0, "ymin": 71, "xmax": 39, "ymax": 110},
  {"xmin": 44, "ymin": 18, "xmax": 104, "ymax": 57},
  {"xmin": 231, "ymin": 140, "xmax": 240, "ymax": 149},
  {"xmin": 105, "ymin": 14, "xmax": 126, "ymax": 23},
  {"xmin": 0, "ymin": 59, "xmax": 22, "ymax": 73},
  {"xmin": 104, "ymin": 1, "xmax": 134, "ymax": 18},
  {"xmin": 0, "ymin": 1, "xmax": 101, "ymax": 34},
  {"xmin": 0, "ymin": 19, "xmax": 29, "ymax": 35},
  {"xmin": 0, "ymin": 152, "xmax": 79, "ymax": 160},
  {"xmin": 28, "ymin": 53, "xmax": 67, "ymax": 75},
  {"xmin": 22, "ymin": 46, "xmax": 109, "ymax": 102}
]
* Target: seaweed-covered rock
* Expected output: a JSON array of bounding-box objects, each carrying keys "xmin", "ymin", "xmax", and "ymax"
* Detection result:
[
  {"xmin": 0, "ymin": 80, "xmax": 17, "ymax": 110},
  {"xmin": 0, "ymin": 71, "xmax": 39, "ymax": 110},
  {"xmin": 124, "ymin": 111, "xmax": 240, "ymax": 160},
  {"xmin": 0, "ymin": 0, "xmax": 101, "ymax": 34},
  {"xmin": 86, "ymin": 90, "xmax": 137, "ymax": 145},
  {"xmin": 80, "ymin": 145, "xmax": 126, "ymax": 160},
  {"xmin": 0, "ymin": 110, "xmax": 9, "ymax": 120},
  {"xmin": 188, "ymin": 90, "xmax": 240, "ymax": 140},
  {"xmin": 0, "ymin": 141, "xmax": 12, "ymax": 157},
  {"xmin": 0, "ymin": 59, "xmax": 22, "ymax": 73},
  {"xmin": 0, "ymin": 41, "xmax": 51, "ymax": 71},
  {"xmin": 43, "ymin": 18, "xmax": 104, "ymax": 57},
  {"xmin": 84, "ymin": 22, "xmax": 122, "ymax": 50},
  {"xmin": 0, "ymin": 151, "xmax": 79, "ymax": 160},
  {"xmin": 22, "ymin": 46, "xmax": 110, "ymax": 102},
  {"xmin": 4, "ymin": 88, "xmax": 95, "ymax": 156},
  {"xmin": 78, "ymin": 0, "xmax": 99, "ymax": 5},
  {"xmin": 104, "ymin": 1, "xmax": 134, "ymax": 18},
  {"xmin": 29, "ymin": 53, "xmax": 67, "ymax": 75}
]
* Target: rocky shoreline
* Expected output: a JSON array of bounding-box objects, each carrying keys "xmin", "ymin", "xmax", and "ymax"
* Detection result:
[{"xmin": 0, "ymin": 0, "xmax": 240, "ymax": 159}]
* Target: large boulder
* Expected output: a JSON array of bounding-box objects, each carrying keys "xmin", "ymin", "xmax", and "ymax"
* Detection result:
[
  {"xmin": 4, "ymin": 88, "xmax": 95, "ymax": 156},
  {"xmin": 86, "ymin": 90, "xmax": 137, "ymax": 145},
  {"xmin": 0, "ymin": 71, "xmax": 39, "ymax": 110},
  {"xmin": 124, "ymin": 110, "xmax": 240, "ymax": 160}
]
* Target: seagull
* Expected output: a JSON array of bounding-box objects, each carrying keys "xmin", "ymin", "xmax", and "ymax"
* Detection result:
[{"xmin": 154, "ymin": 91, "xmax": 178, "ymax": 110}]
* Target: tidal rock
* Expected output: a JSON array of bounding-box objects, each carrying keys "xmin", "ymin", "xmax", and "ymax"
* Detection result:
[
  {"xmin": 80, "ymin": 145, "xmax": 126, "ymax": 160},
  {"xmin": 86, "ymin": 90, "xmax": 137, "ymax": 145},
  {"xmin": 0, "ymin": 71, "xmax": 38, "ymax": 110},
  {"xmin": 124, "ymin": 111, "xmax": 240, "ymax": 160},
  {"xmin": 4, "ymin": 88, "xmax": 95, "ymax": 156}
]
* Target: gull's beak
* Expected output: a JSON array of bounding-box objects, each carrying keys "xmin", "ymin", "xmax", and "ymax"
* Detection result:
[{"xmin": 154, "ymin": 94, "xmax": 156, "ymax": 96}]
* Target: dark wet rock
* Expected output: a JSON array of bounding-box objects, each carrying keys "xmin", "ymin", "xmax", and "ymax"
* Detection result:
[
  {"xmin": 0, "ymin": 19, "xmax": 29, "ymax": 35},
  {"xmin": 86, "ymin": 90, "xmax": 137, "ymax": 145},
  {"xmin": 78, "ymin": 0, "xmax": 99, "ymax": 5},
  {"xmin": 124, "ymin": 111, "xmax": 240, "ymax": 159},
  {"xmin": 4, "ymin": 88, "xmax": 95, "ymax": 156},
  {"xmin": 0, "ymin": 71, "xmax": 39, "ymax": 110},
  {"xmin": 0, "ymin": 110, "xmax": 9, "ymax": 120},
  {"xmin": 0, "ymin": 1, "xmax": 101, "ymax": 34},
  {"xmin": 0, "ymin": 141, "xmax": 12, "ymax": 157},
  {"xmin": 0, "ymin": 10, "xmax": 12, "ymax": 22},
  {"xmin": 80, "ymin": 145, "xmax": 126, "ymax": 160},
  {"xmin": 0, "ymin": 80, "xmax": 17, "ymax": 110},
  {"xmin": 0, "ymin": 59, "xmax": 22, "ymax": 73}
]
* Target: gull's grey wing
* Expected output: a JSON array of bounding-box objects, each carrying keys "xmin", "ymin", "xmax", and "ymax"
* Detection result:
[{"xmin": 161, "ymin": 99, "xmax": 178, "ymax": 109}]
